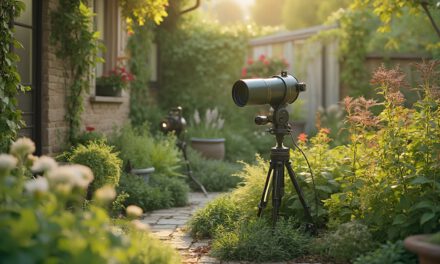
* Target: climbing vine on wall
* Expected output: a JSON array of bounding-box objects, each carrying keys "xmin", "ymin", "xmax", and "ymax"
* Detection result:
[
  {"xmin": 50, "ymin": 0, "xmax": 102, "ymax": 144},
  {"xmin": 0, "ymin": 0, "xmax": 29, "ymax": 152}
]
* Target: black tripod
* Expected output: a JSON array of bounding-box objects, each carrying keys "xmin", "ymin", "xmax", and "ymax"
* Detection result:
[
  {"xmin": 255, "ymin": 106, "xmax": 315, "ymax": 231},
  {"xmin": 176, "ymin": 139, "xmax": 208, "ymax": 196}
]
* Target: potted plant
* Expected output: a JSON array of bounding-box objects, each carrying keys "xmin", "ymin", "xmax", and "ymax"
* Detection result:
[
  {"xmin": 95, "ymin": 66, "xmax": 134, "ymax": 96},
  {"xmin": 187, "ymin": 108, "xmax": 225, "ymax": 160},
  {"xmin": 404, "ymin": 232, "xmax": 440, "ymax": 264}
]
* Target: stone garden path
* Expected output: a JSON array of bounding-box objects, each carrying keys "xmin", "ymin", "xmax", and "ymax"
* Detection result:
[{"xmin": 140, "ymin": 192, "xmax": 322, "ymax": 264}]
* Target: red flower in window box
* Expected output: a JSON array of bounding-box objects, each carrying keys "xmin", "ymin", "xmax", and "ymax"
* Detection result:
[{"xmin": 86, "ymin": 126, "xmax": 95, "ymax": 132}]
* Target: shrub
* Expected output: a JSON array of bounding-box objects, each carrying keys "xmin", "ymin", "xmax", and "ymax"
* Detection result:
[
  {"xmin": 0, "ymin": 138, "xmax": 179, "ymax": 264},
  {"xmin": 110, "ymin": 124, "xmax": 181, "ymax": 176},
  {"xmin": 211, "ymin": 218, "xmax": 310, "ymax": 262},
  {"xmin": 187, "ymin": 149, "xmax": 241, "ymax": 192},
  {"xmin": 72, "ymin": 129, "xmax": 106, "ymax": 146},
  {"xmin": 310, "ymin": 221, "xmax": 376, "ymax": 262},
  {"xmin": 188, "ymin": 195, "xmax": 241, "ymax": 238},
  {"xmin": 68, "ymin": 141, "xmax": 122, "ymax": 193},
  {"xmin": 353, "ymin": 240, "xmax": 417, "ymax": 264},
  {"xmin": 117, "ymin": 172, "xmax": 188, "ymax": 212}
]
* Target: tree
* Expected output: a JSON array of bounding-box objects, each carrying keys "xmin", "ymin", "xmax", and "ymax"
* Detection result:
[
  {"xmin": 252, "ymin": 0, "xmax": 285, "ymax": 26},
  {"xmin": 353, "ymin": 0, "xmax": 440, "ymax": 38},
  {"xmin": 282, "ymin": 0, "xmax": 351, "ymax": 30}
]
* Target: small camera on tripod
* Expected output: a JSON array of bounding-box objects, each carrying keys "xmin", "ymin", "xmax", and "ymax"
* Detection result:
[{"xmin": 159, "ymin": 106, "xmax": 187, "ymax": 137}]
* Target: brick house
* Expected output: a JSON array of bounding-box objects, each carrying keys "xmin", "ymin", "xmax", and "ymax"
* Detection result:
[{"xmin": 14, "ymin": 0, "xmax": 132, "ymax": 155}]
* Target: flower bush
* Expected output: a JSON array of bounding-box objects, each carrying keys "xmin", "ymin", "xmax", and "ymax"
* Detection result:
[
  {"xmin": 96, "ymin": 66, "xmax": 134, "ymax": 91},
  {"xmin": 241, "ymin": 54, "xmax": 289, "ymax": 78},
  {"xmin": 189, "ymin": 61, "xmax": 440, "ymax": 262},
  {"xmin": 0, "ymin": 138, "xmax": 180, "ymax": 263},
  {"xmin": 187, "ymin": 108, "xmax": 225, "ymax": 138}
]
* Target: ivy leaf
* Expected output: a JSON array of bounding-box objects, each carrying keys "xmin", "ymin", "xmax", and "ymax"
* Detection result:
[{"xmin": 420, "ymin": 212, "xmax": 435, "ymax": 226}]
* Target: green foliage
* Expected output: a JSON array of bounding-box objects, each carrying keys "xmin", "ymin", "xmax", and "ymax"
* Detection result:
[
  {"xmin": 311, "ymin": 221, "xmax": 376, "ymax": 262},
  {"xmin": 157, "ymin": 17, "xmax": 247, "ymax": 116},
  {"xmin": 429, "ymin": 232, "xmax": 440, "ymax": 245},
  {"xmin": 0, "ymin": 138, "xmax": 179, "ymax": 264},
  {"xmin": 354, "ymin": 240, "xmax": 417, "ymax": 264},
  {"xmin": 187, "ymin": 149, "xmax": 241, "ymax": 192},
  {"xmin": 0, "ymin": 0, "xmax": 29, "ymax": 152},
  {"xmin": 110, "ymin": 124, "xmax": 181, "ymax": 176},
  {"xmin": 188, "ymin": 195, "xmax": 241, "ymax": 238},
  {"xmin": 72, "ymin": 130, "xmax": 107, "ymax": 147},
  {"xmin": 50, "ymin": 0, "xmax": 103, "ymax": 144},
  {"xmin": 117, "ymin": 173, "xmax": 188, "ymax": 212},
  {"xmin": 119, "ymin": 0, "xmax": 168, "ymax": 31},
  {"xmin": 211, "ymin": 218, "xmax": 310, "ymax": 262},
  {"xmin": 68, "ymin": 141, "xmax": 122, "ymax": 193}
]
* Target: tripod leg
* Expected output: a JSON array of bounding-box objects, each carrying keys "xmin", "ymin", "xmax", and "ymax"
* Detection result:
[
  {"xmin": 272, "ymin": 161, "xmax": 284, "ymax": 226},
  {"xmin": 285, "ymin": 162, "xmax": 315, "ymax": 229},
  {"xmin": 178, "ymin": 141, "xmax": 208, "ymax": 197},
  {"xmin": 257, "ymin": 163, "xmax": 273, "ymax": 217}
]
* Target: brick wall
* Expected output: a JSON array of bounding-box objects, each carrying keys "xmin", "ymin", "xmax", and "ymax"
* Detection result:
[{"xmin": 40, "ymin": 0, "xmax": 130, "ymax": 154}]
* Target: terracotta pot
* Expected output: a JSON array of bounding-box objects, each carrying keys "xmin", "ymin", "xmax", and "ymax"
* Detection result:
[
  {"xmin": 190, "ymin": 137, "xmax": 225, "ymax": 160},
  {"xmin": 404, "ymin": 234, "xmax": 440, "ymax": 264}
]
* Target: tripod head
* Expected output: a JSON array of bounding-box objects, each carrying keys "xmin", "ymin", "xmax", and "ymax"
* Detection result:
[{"xmin": 255, "ymin": 105, "xmax": 292, "ymax": 148}]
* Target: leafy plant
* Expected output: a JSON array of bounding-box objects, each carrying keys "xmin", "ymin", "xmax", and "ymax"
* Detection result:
[
  {"xmin": 110, "ymin": 124, "xmax": 181, "ymax": 176},
  {"xmin": 186, "ymin": 149, "xmax": 241, "ymax": 192},
  {"xmin": 0, "ymin": 0, "xmax": 29, "ymax": 152},
  {"xmin": 0, "ymin": 138, "xmax": 179, "ymax": 263},
  {"xmin": 211, "ymin": 218, "xmax": 310, "ymax": 262},
  {"xmin": 354, "ymin": 240, "xmax": 417, "ymax": 264},
  {"xmin": 96, "ymin": 66, "xmax": 134, "ymax": 91},
  {"xmin": 310, "ymin": 221, "xmax": 376, "ymax": 262},
  {"xmin": 188, "ymin": 195, "xmax": 241, "ymax": 239},
  {"xmin": 68, "ymin": 141, "xmax": 122, "ymax": 194},
  {"xmin": 50, "ymin": 0, "xmax": 103, "ymax": 144},
  {"xmin": 241, "ymin": 54, "xmax": 289, "ymax": 78},
  {"xmin": 187, "ymin": 108, "xmax": 225, "ymax": 138},
  {"xmin": 117, "ymin": 172, "xmax": 188, "ymax": 212}
]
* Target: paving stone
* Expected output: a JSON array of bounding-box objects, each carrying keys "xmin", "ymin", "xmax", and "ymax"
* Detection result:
[
  {"xmin": 198, "ymin": 256, "xmax": 220, "ymax": 264},
  {"xmin": 157, "ymin": 218, "xmax": 188, "ymax": 225},
  {"xmin": 150, "ymin": 224, "xmax": 177, "ymax": 230},
  {"xmin": 151, "ymin": 229, "xmax": 174, "ymax": 239}
]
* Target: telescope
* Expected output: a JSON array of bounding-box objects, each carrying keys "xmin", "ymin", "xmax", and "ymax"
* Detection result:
[
  {"xmin": 232, "ymin": 71, "xmax": 306, "ymax": 107},
  {"xmin": 159, "ymin": 107, "xmax": 187, "ymax": 137}
]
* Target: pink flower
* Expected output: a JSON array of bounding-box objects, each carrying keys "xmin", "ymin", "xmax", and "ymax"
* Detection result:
[
  {"xmin": 320, "ymin": 128, "xmax": 330, "ymax": 134},
  {"xmin": 247, "ymin": 58, "xmax": 254, "ymax": 65},
  {"xmin": 241, "ymin": 67, "xmax": 247, "ymax": 77},
  {"xmin": 263, "ymin": 60, "xmax": 269, "ymax": 66},
  {"xmin": 259, "ymin": 54, "xmax": 266, "ymax": 61},
  {"xmin": 297, "ymin": 133, "xmax": 308, "ymax": 143}
]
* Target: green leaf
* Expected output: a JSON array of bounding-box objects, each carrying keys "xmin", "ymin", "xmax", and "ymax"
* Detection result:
[
  {"xmin": 420, "ymin": 212, "xmax": 435, "ymax": 226},
  {"xmin": 410, "ymin": 176, "xmax": 432, "ymax": 185},
  {"xmin": 392, "ymin": 214, "xmax": 407, "ymax": 225},
  {"xmin": 411, "ymin": 200, "xmax": 435, "ymax": 211},
  {"xmin": 315, "ymin": 185, "xmax": 333, "ymax": 193}
]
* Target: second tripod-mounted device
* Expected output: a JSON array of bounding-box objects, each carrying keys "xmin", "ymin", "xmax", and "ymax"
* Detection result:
[
  {"xmin": 232, "ymin": 71, "xmax": 315, "ymax": 231},
  {"xmin": 160, "ymin": 107, "xmax": 208, "ymax": 196}
]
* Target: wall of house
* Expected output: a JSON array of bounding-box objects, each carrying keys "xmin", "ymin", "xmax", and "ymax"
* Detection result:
[{"xmin": 40, "ymin": 0, "xmax": 130, "ymax": 154}]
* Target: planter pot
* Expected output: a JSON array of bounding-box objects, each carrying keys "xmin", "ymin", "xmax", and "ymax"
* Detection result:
[
  {"xmin": 190, "ymin": 137, "xmax": 225, "ymax": 160},
  {"xmin": 404, "ymin": 234, "xmax": 440, "ymax": 264},
  {"xmin": 131, "ymin": 167, "xmax": 155, "ymax": 183},
  {"xmin": 96, "ymin": 85, "xmax": 122, "ymax": 97}
]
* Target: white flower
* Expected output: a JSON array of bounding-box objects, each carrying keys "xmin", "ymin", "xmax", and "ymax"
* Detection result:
[
  {"xmin": 217, "ymin": 118, "xmax": 225, "ymax": 130},
  {"xmin": 69, "ymin": 165, "xmax": 94, "ymax": 188},
  {"xmin": 47, "ymin": 165, "xmax": 94, "ymax": 189},
  {"xmin": 10, "ymin": 137, "xmax": 35, "ymax": 157},
  {"xmin": 0, "ymin": 154, "xmax": 18, "ymax": 172},
  {"xmin": 193, "ymin": 109, "xmax": 201, "ymax": 125},
  {"xmin": 126, "ymin": 205, "xmax": 143, "ymax": 218},
  {"xmin": 131, "ymin": 219, "xmax": 149, "ymax": 231},
  {"xmin": 31, "ymin": 156, "xmax": 57, "ymax": 173},
  {"xmin": 94, "ymin": 185, "xmax": 116, "ymax": 202},
  {"xmin": 25, "ymin": 177, "xmax": 49, "ymax": 194}
]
